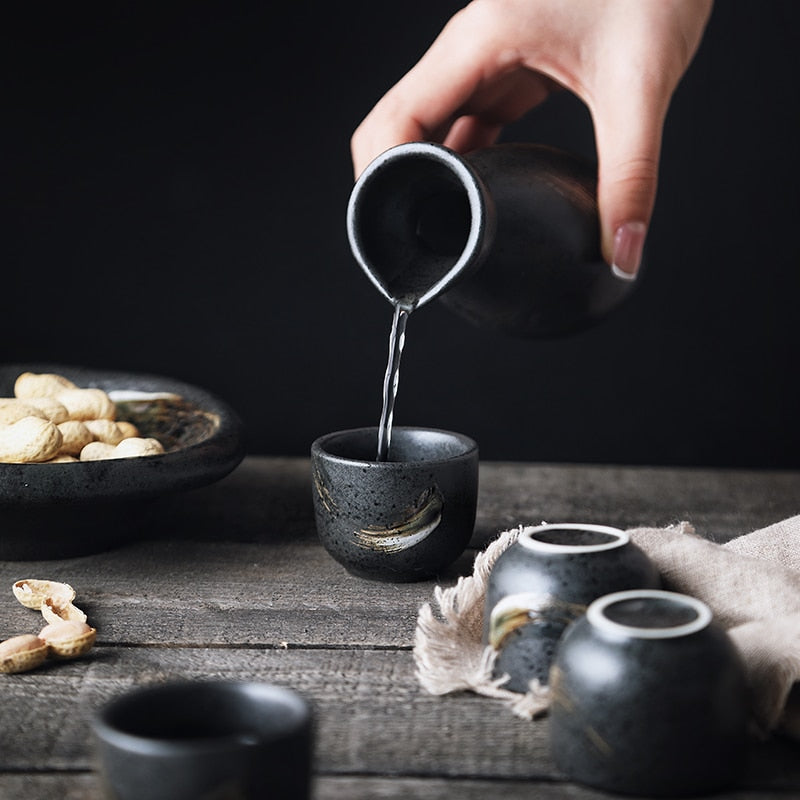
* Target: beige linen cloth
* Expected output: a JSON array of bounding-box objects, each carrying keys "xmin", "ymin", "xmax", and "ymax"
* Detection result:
[{"xmin": 413, "ymin": 517, "xmax": 800, "ymax": 740}]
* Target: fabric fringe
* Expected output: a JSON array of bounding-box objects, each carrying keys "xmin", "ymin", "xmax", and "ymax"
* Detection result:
[
  {"xmin": 413, "ymin": 525, "xmax": 550, "ymax": 719},
  {"xmin": 413, "ymin": 517, "xmax": 800, "ymax": 736}
]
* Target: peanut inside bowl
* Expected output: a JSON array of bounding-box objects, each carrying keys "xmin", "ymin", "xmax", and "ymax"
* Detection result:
[{"xmin": 0, "ymin": 363, "xmax": 246, "ymax": 559}]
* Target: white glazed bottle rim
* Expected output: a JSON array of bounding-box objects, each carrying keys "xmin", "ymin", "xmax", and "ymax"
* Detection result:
[
  {"xmin": 347, "ymin": 141, "xmax": 486, "ymax": 310},
  {"xmin": 587, "ymin": 589, "xmax": 712, "ymax": 639},
  {"xmin": 518, "ymin": 523, "xmax": 629, "ymax": 554}
]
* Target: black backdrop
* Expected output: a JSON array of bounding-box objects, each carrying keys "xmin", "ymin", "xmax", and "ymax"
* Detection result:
[{"xmin": 2, "ymin": 1, "xmax": 799, "ymax": 468}]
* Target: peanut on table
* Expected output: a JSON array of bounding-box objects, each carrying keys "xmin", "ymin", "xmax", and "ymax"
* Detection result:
[{"xmin": 0, "ymin": 579, "xmax": 96, "ymax": 674}]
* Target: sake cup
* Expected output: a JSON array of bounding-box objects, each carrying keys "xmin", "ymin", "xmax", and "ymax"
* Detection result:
[
  {"xmin": 549, "ymin": 589, "xmax": 749, "ymax": 797},
  {"xmin": 91, "ymin": 679, "xmax": 314, "ymax": 800},
  {"xmin": 311, "ymin": 426, "xmax": 478, "ymax": 582},
  {"xmin": 484, "ymin": 523, "xmax": 660, "ymax": 691}
]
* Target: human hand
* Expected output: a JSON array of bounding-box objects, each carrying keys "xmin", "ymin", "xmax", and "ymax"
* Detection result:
[{"xmin": 351, "ymin": 0, "xmax": 713, "ymax": 278}]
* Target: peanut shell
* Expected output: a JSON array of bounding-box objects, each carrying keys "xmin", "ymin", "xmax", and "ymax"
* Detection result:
[
  {"xmin": 13, "ymin": 579, "xmax": 76, "ymax": 611},
  {"xmin": 41, "ymin": 595, "xmax": 87, "ymax": 624},
  {"xmin": 56, "ymin": 420, "xmax": 93, "ymax": 456},
  {"xmin": 39, "ymin": 620, "xmax": 96, "ymax": 659},
  {"xmin": 56, "ymin": 387, "xmax": 116, "ymax": 421},
  {"xmin": 0, "ymin": 634, "xmax": 48, "ymax": 674},
  {"xmin": 14, "ymin": 372, "xmax": 77, "ymax": 399}
]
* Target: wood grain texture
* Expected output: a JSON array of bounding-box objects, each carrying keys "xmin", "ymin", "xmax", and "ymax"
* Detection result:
[
  {"xmin": 0, "ymin": 456, "xmax": 797, "ymax": 797},
  {"xmin": 0, "ymin": 649, "xmax": 549, "ymax": 775},
  {"xmin": 0, "ymin": 648, "xmax": 797, "ymax": 790},
  {"xmin": 143, "ymin": 456, "xmax": 800, "ymax": 548},
  {"xmin": 0, "ymin": 540, "xmax": 454, "ymax": 647},
  {"xmin": 473, "ymin": 462, "xmax": 800, "ymax": 545},
  {"xmin": 0, "ymin": 774, "xmax": 794, "ymax": 800}
]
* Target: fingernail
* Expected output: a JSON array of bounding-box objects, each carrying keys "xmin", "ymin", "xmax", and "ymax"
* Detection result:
[{"xmin": 611, "ymin": 221, "xmax": 647, "ymax": 280}]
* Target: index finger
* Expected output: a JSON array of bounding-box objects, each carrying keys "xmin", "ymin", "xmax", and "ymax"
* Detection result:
[{"xmin": 350, "ymin": 9, "xmax": 518, "ymax": 177}]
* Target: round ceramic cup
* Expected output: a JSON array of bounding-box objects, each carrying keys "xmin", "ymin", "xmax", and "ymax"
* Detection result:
[
  {"xmin": 549, "ymin": 589, "xmax": 749, "ymax": 797},
  {"xmin": 484, "ymin": 523, "xmax": 660, "ymax": 691},
  {"xmin": 91, "ymin": 679, "xmax": 313, "ymax": 800},
  {"xmin": 311, "ymin": 426, "xmax": 479, "ymax": 582}
]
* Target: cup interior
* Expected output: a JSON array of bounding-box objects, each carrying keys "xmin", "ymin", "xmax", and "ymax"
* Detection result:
[
  {"xmin": 94, "ymin": 680, "xmax": 310, "ymax": 749},
  {"xmin": 313, "ymin": 426, "xmax": 477, "ymax": 464},
  {"xmin": 605, "ymin": 596, "xmax": 697, "ymax": 629},
  {"xmin": 520, "ymin": 523, "xmax": 628, "ymax": 553},
  {"xmin": 587, "ymin": 589, "xmax": 712, "ymax": 639}
]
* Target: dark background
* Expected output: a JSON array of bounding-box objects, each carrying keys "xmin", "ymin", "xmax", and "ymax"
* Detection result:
[{"xmin": 2, "ymin": 1, "xmax": 798, "ymax": 468}]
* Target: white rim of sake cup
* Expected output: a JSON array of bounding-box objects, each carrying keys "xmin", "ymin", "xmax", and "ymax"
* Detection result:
[
  {"xmin": 518, "ymin": 523, "xmax": 629, "ymax": 554},
  {"xmin": 587, "ymin": 589, "xmax": 712, "ymax": 639}
]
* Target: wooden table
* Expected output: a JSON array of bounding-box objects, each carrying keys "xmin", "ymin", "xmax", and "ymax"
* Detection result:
[{"xmin": 1, "ymin": 456, "xmax": 799, "ymax": 799}]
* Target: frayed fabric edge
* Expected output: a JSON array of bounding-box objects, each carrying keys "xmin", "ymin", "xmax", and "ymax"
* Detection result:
[{"xmin": 413, "ymin": 524, "xmax": 550, "ymax": 719}]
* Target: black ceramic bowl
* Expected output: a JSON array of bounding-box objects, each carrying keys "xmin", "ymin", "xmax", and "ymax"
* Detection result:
[{"xmin": 0, "ymin": 363, "xmax": 246, "ymax": 559}]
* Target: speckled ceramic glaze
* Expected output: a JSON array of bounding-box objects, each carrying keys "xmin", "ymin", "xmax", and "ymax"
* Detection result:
[
  {"xmin": 0, "ymin": 363, "xmax": 246, "ymax": 559},
  {"xmin": 311, "ymin": 426, "xmax": 478, "ymax": 582},
  {"xmin": 91, "ymin": 679, "xmax": 313, "ymax": 800},
  {"xmin": 549, "ymin": 589, "xmax": 749, "ymax": 797},
  {"xmin": 484, "ymin": 523, "xmax": 660, "ymax": 691},
  {"xmin": 347, "ymin": 142, "xmax": 636, "ymax": 338}
]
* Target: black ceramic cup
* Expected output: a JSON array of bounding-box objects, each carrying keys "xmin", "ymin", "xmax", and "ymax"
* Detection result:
[
  {"xmin": 311, "ymin": 426, "xmax": 479, "ymax": 582},
  {"xmin": 549, "ymin": 589, "xmax": 749, "ymax": 797},
  {"xmin": 484, "ymin": 523, "xmax": 660, "ymax": 691},
  {"xmin": 91, "ymin": 679, "xmax": 313, "ymax": 800}
]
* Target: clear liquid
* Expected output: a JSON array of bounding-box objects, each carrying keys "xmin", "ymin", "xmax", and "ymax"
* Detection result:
[{"xmin": 376, "ymin": 303, "xmax": 411, "ymax": 461}]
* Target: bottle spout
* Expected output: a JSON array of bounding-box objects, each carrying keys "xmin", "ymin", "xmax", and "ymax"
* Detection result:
[{"xmin": 346, "ymin": 142, "xmax": 492, "ymax": 310}]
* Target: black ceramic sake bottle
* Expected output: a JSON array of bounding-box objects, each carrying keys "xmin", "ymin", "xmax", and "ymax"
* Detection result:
[{"xmin": 347, "ymin": 141, "xmax": 637, "ymax": 338}]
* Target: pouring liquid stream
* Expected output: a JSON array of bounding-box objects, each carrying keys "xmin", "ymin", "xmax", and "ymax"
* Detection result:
[
  {"xmin": 376, "ymin": 303, "xmax": 412, "ymax": 461},
  {"xmin": 373, "ymin": 193, "xmax": 462, "ymax": 461}
]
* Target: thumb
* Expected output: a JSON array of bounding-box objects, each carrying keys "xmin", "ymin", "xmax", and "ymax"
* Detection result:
[{"xmin": 592, "ymin": 96, "xmax": 666, "ymax": 279}]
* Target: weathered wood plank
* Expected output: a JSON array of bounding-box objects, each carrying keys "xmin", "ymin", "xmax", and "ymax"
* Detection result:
[
  {"xmin": 1, "ymin": 458, "xmax": 791, "ymax": 649},
  {"xmin": 474, "ymin": 462, "xmax": 800, "ymax": 546},
  {"xmin": 152, "ymin": 456, "xmax": 318, "ymax": 544},
  {"xmin": 0, "ymin": 647, "xmax": 796, "ymax": 795},
  {"xmin": 0, "ymin": 648, "xmax": 549, "ymax": 777},
  {"xmin": 0, "ymin": 775, "xmax": 97, "ymax": 800},
  {"xmin": 1, "ymin": 458, "xmax": 798, "ymax": 799},
  {"xmin": 0, "ymin": 773, "xmax": 794, "ymax": 800},
  {"xmin": 316, "ymin": 771, "xmax": 800, "ymax": 800},
  {"xmin": 139, "ymin": 457, "xmax": 800, "ymax": 550},
  {"xmin": 0, "ymin": 540, "xmax": 462, "ymax": 647}
]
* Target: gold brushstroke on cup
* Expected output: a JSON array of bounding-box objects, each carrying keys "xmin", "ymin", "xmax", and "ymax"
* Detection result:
[
  {"xmin": 489, "ymin": 592, "xmax": 587, "ymax": 649},
  {"xmin": 312, "ymin": 467, "xmax": 338, "ymax": 514},
  {"xmin": 549, "ymin": 665, "xmax": 613, "ymax": 756},
  {"xmin": 354, "ymin": 486, "xmax": 443, "ymax": 552}
]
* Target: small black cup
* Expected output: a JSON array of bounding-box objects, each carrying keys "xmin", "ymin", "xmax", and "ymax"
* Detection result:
[
  {"xmin": 549, "ymin": 590, "xmax": 749, "ymax": 796},
  {"xmin": 311, "ymin": 426, "xmax": 479, "ymax": 582},
  {"xmin": 91, "ymin": 679, "xmax": 313, "ymax": 800},
  {"xmin": 484, "ymin": 523, "xmax": 660, "ymax": 690}
]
